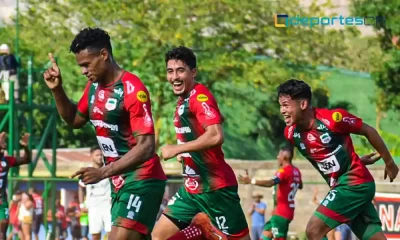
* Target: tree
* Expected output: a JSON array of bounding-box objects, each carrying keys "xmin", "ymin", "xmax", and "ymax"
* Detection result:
[{"xmin": 1, "ymin": 0, "xmax": 355, "ymax": 159}]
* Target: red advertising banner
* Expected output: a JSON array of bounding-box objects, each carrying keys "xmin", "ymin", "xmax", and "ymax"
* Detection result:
[{"xmin": 375, "ymin": 192, "xmax": 400, "ymax": 240}]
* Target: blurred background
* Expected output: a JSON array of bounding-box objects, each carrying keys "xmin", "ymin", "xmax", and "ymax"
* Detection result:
[{"xmin": 0, "ymin": 0, "xmax": 399, "ymax": 239}]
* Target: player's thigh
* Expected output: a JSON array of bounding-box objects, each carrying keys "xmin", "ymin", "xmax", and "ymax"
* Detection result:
[
  {"xmin": 162, "ymin": 186, "xmax": 200, "ymax": 228},
  {"xmin": 349, "ymin": 201, "xmax": 382, "ymax": 240},
  {"xmin": 200, "ymin": 186, "xmax": 249, "ymax": 238},
  {"xmin": 111, "ymin": 180, "xmax": 165, "ymax": 236},
  {"xmin": 315, "ymin": 183, "xmax": 375, "ymax": 229},
  {"xmin": 270, "ymin": 215, "xmax": 290, "ymax": 239},
  {"xmin": 89, "ymin": 210, "xmax": 103, "ymax": 234}
]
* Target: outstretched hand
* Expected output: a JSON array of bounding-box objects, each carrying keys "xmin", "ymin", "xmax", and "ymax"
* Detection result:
[
  {"xmin": 360, "ymin": 152, "xmax": 381, "ymax": 165},
  {"xmin": 238, "ymin": 170, "xmax": 251, "ymax": 184},
  {"xmin": 70, "ymin": 167, "xmax": 104, "ymax": 185},
  {"xmin": 19, "ymin": 133, "xmax": 30, "ymax": 147}
]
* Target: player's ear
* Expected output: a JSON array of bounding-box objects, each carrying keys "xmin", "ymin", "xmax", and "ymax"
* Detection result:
[
  {"xmin": 100, "ymin": 48, "xmax": 109, "ymax": 61},
  {"xmin": 300, "ymin": 99, "xmax": 308, "ymax": 110},
  {"xmin": 191, "ymin": 68, "xmax": 197, "ymax": 79}
]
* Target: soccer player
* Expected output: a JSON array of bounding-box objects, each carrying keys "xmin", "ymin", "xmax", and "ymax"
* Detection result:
[
  {"xmin": 0, "ymin": 132, "xmax": 31, "ymax": 240},
  {"xmin": 43, "ymin": 27, "xmax": 167, "ymax": 240},
  {"xmin": 238, "ymin": 145, "xmax": 302, "ymax": 240},
  {"xmin": 277, "ymin": 79, "xmax": 399, "ymax": 240},
  {"xmin": 78, "ymin": 146, "xmax": 111, "ymax": 240},
  {"xmin": 151, "ymin": 46, "xmax": 250, "ymax": 240}
]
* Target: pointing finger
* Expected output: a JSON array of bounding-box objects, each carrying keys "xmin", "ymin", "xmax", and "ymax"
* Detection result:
[
  {"xmin": 70, "ymin": 168, "xmax": 86, "ymax": 179},
  {"xmin": 48, "ymin": 53, "xmax": 58, "ymax": 69}
]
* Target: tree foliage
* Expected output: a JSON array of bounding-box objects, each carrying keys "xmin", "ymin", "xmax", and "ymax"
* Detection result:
[{"xmin": 0, "ymin": 0, "xmax": 358, "ymax": 159}]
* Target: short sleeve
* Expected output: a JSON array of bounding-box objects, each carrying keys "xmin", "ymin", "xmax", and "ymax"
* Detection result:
[
  {"xmin": 123, "ymin": 80, "xmax": 154, "ymax": 136},
  {"xmin": 274, "ymin": 168, "xmax": 286, "ymax": 183},
  {"xmin": 259, "ymin": 202, "xmax": 267, "ymax": 210},
  {"xmin": 76, "ymin": 82, "xmax": 91, "ymax": 119},
  {"xmin": 189, "ymin": 90, "xmax": 223, "ymax": 128},
  {"xmin": 329, "ymin": 109, "xmax": 363, "ymax": 134},
  {"xmin": 5, "ymin": 156, "xmax": 17, "ymax": 167}
]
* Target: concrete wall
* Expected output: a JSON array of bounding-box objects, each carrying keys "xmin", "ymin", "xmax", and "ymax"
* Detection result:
[{"xmin": 228, "ymin": 160, "xmax": 398, "ymax": 236}]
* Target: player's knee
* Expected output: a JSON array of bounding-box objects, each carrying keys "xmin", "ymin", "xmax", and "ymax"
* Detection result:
[
  {"xmin": 305, "ymin": 226, "xmax": 321, "ymax": 240},
  {"xmin": 263, "ymin": 230, "xmax": 273, "ymax": 238}
]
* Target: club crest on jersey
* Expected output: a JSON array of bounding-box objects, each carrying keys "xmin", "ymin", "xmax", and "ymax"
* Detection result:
[
  {"xmin": 185, "ymin": 178, "xmax": 199, "ymax": 191},
  {"xmin": 320, "ymin": 133, "xmax": 332, "ymax": 144},
  {"xmin": 178, "ymin": 105, "xmax": 184, "ymax": 116},
  {"xmin": 105, "ymin": 98, "xmax": 117, "ymax": 111},
  {"xmin": 307, "ymin": 133, "xmax": 316, "ymax": 142},
  {"xmin": 300, "ymin": 143, "xmax": 306, "ymax": 150},
  {"xmin": 332, "ymin": 112, "xmax": 342, "ymax": 122}
]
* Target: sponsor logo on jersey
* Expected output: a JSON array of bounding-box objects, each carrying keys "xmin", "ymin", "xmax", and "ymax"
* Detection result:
[
  {"xmin": 321, "ymin": 118, "xmax": 331, "ymax": 126},
  {"xmin": 201, "ymin": 102, "xmax": 215, "ymax": 119},
  {"xmin": 307, "ymin": 133, "xmax": 316, "ymax": 142},
  {"xmin": 317, "ymin": 124, "xmax": 328, "ymax": 131},
  {"xmin": 320, "ymin": 133, "xmax": 332, "ymax": 144},
  {"xmin": 196, "ymin": 94, "xmax": 209, "ymax": 102},
  {"xmin": 137, "ymin": 91, "xmax": 147, "ymax": 102},
  {"xmin": 93, "ymin": 106, "xmax": 104, "ymax": 115},
  {"xmin": 90, "ymin": 120, "xmax": 118, "ymax": 131},
  {"xmin": 294, "ymin": 132, "xmax": 301, "ymax": 138},
  {"xmin": 105, "ymin": 98, "xmax": 117, "ymax": 111},
  {"xmin": 300, "ymin": 143, "xmax": 306, "ymax": 150},
  {"xmin": 310, "ymin": 148, "xmax": 325, "ymax": 154},
  {"xmin": 114, "ymin": 88, "xmax": 123, "ymax": 97},
  {"xmin": 343, "ymin": 117, "xmax": 356, "ymax": 125},
  {"xmin": 332, "ymin": 111, "xmax": 343, "ymax": 122},
  {"xmin": 175, "ymin": 126, "xmax": 192, "ymax": 134},
  {"xmin": 98, "ymin": 90, "xmax": 105, "ymax": 101},
  {"xmin": 125, "ymin": 81, "xmax": 135, "ymax": 94},
  {"xmin": 317, "ymin": 155, "xmax": 340, "ymax": 174}
]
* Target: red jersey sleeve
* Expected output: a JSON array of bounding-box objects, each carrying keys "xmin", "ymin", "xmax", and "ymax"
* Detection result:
[
  {"xmin": 284, "ymin": 126, "xmax": 295, "ymax": 144},
  {"xmin": 5, "ymin": 156, "xmax": 17, "ymax": 167},
  {"xmin": 328, "ymin": 109, "xmax": 363, "ymax": 134},
  {"xmin": 189, "ymin": 88, "xmax": 223, "ymax": 128},
  {"xmin": 76, "ymin": 82, "xmax": 91, "ymax": 119},
  {"xmin": 123, "ymin": 79, "xmax": 155, "ymax": 137},
  {"xmin": 274, "ymin": 168, "xmax": 287, "ymax": 183}
]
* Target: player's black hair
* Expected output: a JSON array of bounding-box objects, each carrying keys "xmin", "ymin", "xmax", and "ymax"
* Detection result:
[
  {"xmin": 165, "ymin": 46, "xmax": 197, "ymax": 69},
  {"xmin": 70, "ymin": 27, "xmax": 113, "ymax": 55},
  {"xmin": 277, "ymin": 79, "xmax": 312, "ymax": 102},
  {"xmin": 280, "ymin": 144, "xmax": 294, "ymax": 160},
  {"xmin": 90, "ymin": 145, "xmax": 101, "ymax": 154}
]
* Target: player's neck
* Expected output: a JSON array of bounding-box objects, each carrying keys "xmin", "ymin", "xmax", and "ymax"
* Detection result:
[
  {"xmin": 282, "ymin": 161, "xmax": 291, "ymax": 167},
  {"xmin": 297, "ymin": 108, "xmax": 315, "ymax": 131},
  {"xmin": 101, "ymin": 63, "xmax": 123, "ymax": 86}
]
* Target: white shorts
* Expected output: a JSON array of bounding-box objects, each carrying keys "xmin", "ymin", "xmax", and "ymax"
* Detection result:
[{"xmin": 88, "ymin": 206, "xmax": 112, "ymax": 234}]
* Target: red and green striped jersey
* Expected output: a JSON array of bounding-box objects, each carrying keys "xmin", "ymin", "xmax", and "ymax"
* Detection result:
[
  {"xmin": 284, "ymin": 108, "xmax": 374, "ymax": 187},
  {"xmin": 0, "ymin": 156, "xmax": 16, "ymax": 205},
  {"xmin": 174, "ymin": 83, "xmax": 237, "ymax": 194},
  {"xmin": 77, "ymin": 71, "xmax": 166, "ymax": 192},
  {"xmin": 272, "ymin": 164, "xmax": 302, "ymax": 221}
]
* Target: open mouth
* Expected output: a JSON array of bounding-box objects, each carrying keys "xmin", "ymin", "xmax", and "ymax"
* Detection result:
[
  {"xmin": 172, "ymin": 80, "xmax": 184, "ymax": 92},
  {"xmin": 283, "ymin": 115, "xmax": 291, "ymax": 123}
]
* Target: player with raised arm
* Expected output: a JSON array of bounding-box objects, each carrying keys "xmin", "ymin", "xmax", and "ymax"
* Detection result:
[
  {"xmin": 151, "ymin": 46, "xmax": 250, "ymax": 240},
  {"xmin": 238, "ymin": 145, "xmax": 302, "ymax": 240},
  {"xmin": 0, "ymin": 133, "xmax": 31, "ymax": 240},
  {"xmin": 43, "ymin": 27, "xmax": 167, "ymax": 240},
  {"xmin": 277, "ymin": 79, "xmax": 399, "ymax": 240}
]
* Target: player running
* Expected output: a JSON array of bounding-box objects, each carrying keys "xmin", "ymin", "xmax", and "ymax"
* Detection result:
[
  {"xmin": 152, "ymin": 46, "xmax": 250, "ymax": 240},
  {"xmin": 0, "ymin": 132, "xmax": 31, "ymax": 240},
  {"xmin": 277, "ymin": 79, "xmax": 399, "ymax": 240},
  {"xmin": 238, "ymin": 145, "xmax": 302, "ymax": 240},
  {"xmin": 43, "ymin": 27, "xmax": 167, "ymax": 240},
  {"xmin": 78, "ymin": 146, "xmax": 111, "ymax": 240}
]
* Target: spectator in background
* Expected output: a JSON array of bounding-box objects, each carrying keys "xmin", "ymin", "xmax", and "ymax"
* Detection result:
[
  {"xmin": 18, "ymin": 192, "xmax": 34, "ymax": 240},
  {"xmin": 47, "ymin": 199, "xmax": 68, "ymax": 240},
  {"xmin": 28, "ymin": 187, "xmax": 43, "ymax": 240},
  {"xmin": 0, "ymin": 44, "xmax": 19, "ymax": 103},
  {"xmin": 78, "ymin": 197, "xmax": 89, "ymax": 240},
  {"xmin": 8, "ymin": 191, "xmax": 22, "ymax": 240},
  {"xmin": 66, "ymin": 207, "xmax": 81, "ymax": 240},
  {"xmin": 249, "ymin": 192, "xmax": 266, "ymax": 240}
]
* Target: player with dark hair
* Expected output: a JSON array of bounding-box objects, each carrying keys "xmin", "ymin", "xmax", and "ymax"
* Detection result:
[
  {"xmin": 238, "ymin": 145, "xmax": 303, "ymax": 240},
  {"xmin": 0, "ymin": 133, "xmax": 31, "ymax": 240},
  {"xmin": 277, "ymin": 79, "xmax": 399, "ymax": 240},
  {"xmin": 152, "ymin": 46, "xmax": 250, "ymax": 240},
  {"xmin": 43, "ymin": 27, "xmax": 167, "ymax": 240}
]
